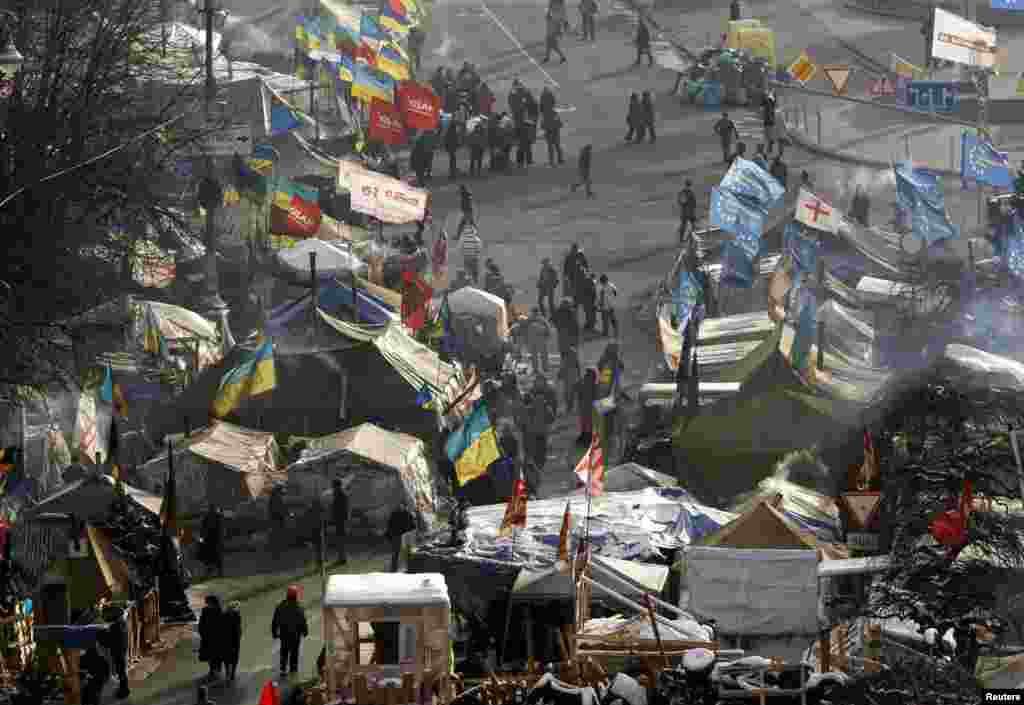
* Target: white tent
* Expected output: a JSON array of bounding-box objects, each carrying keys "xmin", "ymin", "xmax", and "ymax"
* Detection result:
[
  {"xmin": 277, "ymin": 239, "xmax": 368, "ymax": 279},
  {"xmin": 447, "ymin": 286, "xmax": 509, "ymax": 340}
]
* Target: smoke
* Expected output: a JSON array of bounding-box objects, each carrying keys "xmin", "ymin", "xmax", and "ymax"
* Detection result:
[
  {"xmin": 433, "ymin": 34, "xmax": 458, "ymax": 59},
  {"xmin": 223, "ymin": 12, "xmax": 295, "ymax": 59},
  {"xmin": 834, "ymin": 166, "xmax": 896, "ymax": 203}
]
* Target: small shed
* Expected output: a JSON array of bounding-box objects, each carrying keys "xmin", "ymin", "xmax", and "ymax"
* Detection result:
[
  {"xmin": 135, "ymin": 421, "xmax": 282, "ymax": 515},
  {"xmin": 322, "ymin": 573, "xmax": 451, "ymax": 705},
  {"xmin": 287, "ymin": 423, "xmax": 436, "ymax": 531}
]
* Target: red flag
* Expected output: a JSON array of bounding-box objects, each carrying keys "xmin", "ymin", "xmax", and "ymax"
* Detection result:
[
  {"xmin": 368, "ymin": 97, "xmax": 406, "ymax": 145},
  {"xmin": 499, "ymin": 470, "xmax": 528, "ymax": 536},
  {"xmin": 574, "ymin": 431, "xmax": 605, "ymax": 496},
  {"xmin": 401, "ymin": 269, "xmax": 432, "ymax": 332},
  {"xmin": 929, "ymin": 478, "xmax": 974, "ymax": 560},
  {"xmin": 258, "ymin": 680, "xmax": 280, "ymax": 705},
  {"xmin": 398, "ymin": 81, "xmax": 441, "ymax": 130}
]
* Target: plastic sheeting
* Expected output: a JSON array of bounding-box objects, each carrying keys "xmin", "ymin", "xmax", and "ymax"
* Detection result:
[
  {"xmin": 419, "ymin": 488, "xmax": 737, "ymax": 568},
  {"xmin": 732, "ymin": 476, "xmax": 841, "ymax": 543},
  {"xmin": 685, "ymin": 546, "xmax": 819, "ymax": 636},
  {"xmin": 447, "ymin": 287, "xmax": 510, "ymax": 340},
  {"xmin": 277, "ymin": 239, "xmax": 368, "ymax": 279}
]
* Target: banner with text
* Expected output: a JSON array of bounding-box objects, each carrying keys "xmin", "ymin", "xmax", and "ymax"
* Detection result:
[{"xmin": 350, "ymin": 169, "xmax": 428, "ymax": 223}]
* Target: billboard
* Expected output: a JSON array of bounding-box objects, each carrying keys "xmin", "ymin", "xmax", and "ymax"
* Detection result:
[{"xmin": 931, "ymin": 7, "xmax": 997, "ymax": 68}]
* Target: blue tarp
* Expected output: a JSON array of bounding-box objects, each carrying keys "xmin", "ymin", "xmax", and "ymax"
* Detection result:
[
  {"xmin": 267, "ymin": 278, "xmax": 394, "ymax": 335},
  {"xmin": 34, "ymin": 624, "xmax": 108, "ymax": 649}
]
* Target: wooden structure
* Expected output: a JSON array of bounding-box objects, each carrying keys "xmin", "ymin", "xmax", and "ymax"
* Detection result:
[
  {"xmin": 322, "ymin": 573, "xmax": 452, "ymax": 705},
  {"xmin": 0, "ymin": 603, "xmax": 34, "ymax": 680}
]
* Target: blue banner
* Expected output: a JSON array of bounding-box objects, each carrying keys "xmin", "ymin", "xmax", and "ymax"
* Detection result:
[
  {"xmin": 895, "ymin": 161, "xmax": 944, "ymax": 211},
  {"xmin": 912, "ymin": 197, "xmax": 959, "ymax": 244},
  {"xmin": 1007, "ymin": 215, "xmax": 1024, "ymax": 279},
  {"xmin": 991, "ymin": 0, "xmax": 1024, "ymax": 9},
  {"xmin": 703, "ymin": 81, "xmax": 722, "ymax": 107},
  {"xmin": 673, "ymin": 269, "xmax": 704, "ymax": 329},
  {"xmin": 710, "ymin": 186, "xmax": 766, "ymax": 245},
  {"xmin": 961, "ymin": 130, "xmax": 1013, "ymax": 188},
  {"xmin": 784, "ymin": 222, "xmax": 821, "ymax": 275},
  {"xmin": 905, "ymin": 81, "xmax": 960, "ymax": 112},
  {"xmin": 720, "ymin": 241, "xmax": 755, "ymax": 289},
  {"xmin": 718, "ymin": 158, "xmax": 786, "ymax": 212}
]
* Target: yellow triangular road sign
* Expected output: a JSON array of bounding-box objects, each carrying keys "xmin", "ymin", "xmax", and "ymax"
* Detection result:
[
  {"xmin": 788, "ymin": 50, "xmax": 816, "ymax": 85},
  {"xmin": 823, "ymin": 65, "xmax": 851, "ymax": 95}
]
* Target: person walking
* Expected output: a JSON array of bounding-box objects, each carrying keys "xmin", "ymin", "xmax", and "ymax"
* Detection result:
[
  {"xmin": 575, "ymin": 368, "xmax": 598, "ymax": 445},
  {"xmin": 580, "ymin": 0, "xmax": 597, "ymax": 41},
  {"xmin": 553, "ymin": 296, "xmax": 580, "ymax": 356},
  {"xmin": 761, "ymin": 89, "xmax": 777, "ymax": 153},
  {"xmin": 542, "ymin": 108, "xmax": 565, "ymax": 166},
  {"xmin": 331, "ymin": 478, "xmax": 349, "ymax": 564},
  {"xmin": 516, "ymin": 116, "xmax": 534, "ymax": 168},
  {"xmin": 542, "ymin": 11, "xmax": 567, "ymax": 63},
  {"xmin": 562, "ymin": 243, "xmax": 589, "ymax": 303},
  {"xmin": 508, "ymin": 78, "xmax": 526, "ymax": 124},
  {"xmin": 713, "ymin": 112, "xmax": 738, "ymax": 164},
  {"xmin": 537, "ymin": 257, "xmax": 559, "ymax": 316},
  {"xmin": 80, "ymin": 644, "xmax": 110, "ymax": 705},
  {"xmin": 411, "ymin": 133, "xmax": 433, "ymax": 186},
  {"xmin": 468, "ymin": 117, "xmax": 488, "ymax": 176},
  {"xmin": 770, "ymin": 151, "xmax": 788, "ymax": 189},
  {"xmin": 524, "ymin": 307, "xmax": 553, "ymax": 374},
  {"xmin": 460, "ymin": 222, "xmax": 483, "ymax": 284},
  {"xmin": 222, "ymin": 601, "xmax": 242, "ymax": 682},
  {"xmin": 634, "ymin": 18, "xmax": 653, "ymax": 66},
  {"xmin": 640, "ymin": 91, "xmax": 656, "ymax": 143},
  {"xmin": 570, "ymin": 144, "xmax": 594, "ymax": 198},
  {"xmin": 624, "ymin": 92, "xmax": 641, "ymax": 142},
  {"xmin": 730, "ymin": 0, "xmax": 742, "ymax": 21},
  {"xmin": 268, "ymin": 485, "xmax": 287, "ymax": 558},
  {"xmin": 678, "ymin": 179, "xmax": 698, "ymax": 244},
  {"xmin": 386, "ymin": 502, "xmax": 416, "ymax": 572},
  {"xmin": 272, "ymin": 586, "xmax": 309, "ymax": 678},
  {"xmin": 444, "ymin": 119, "xmax": 461, "ymax": 179},
  {"xmin": 801, "ymin": 169, "xmax": 813, "ymax": 189},
  {"xmin": 199, "ymin": 504, "xmax": 224, "ymax": 578},
  {"xmin": 456, "ymin": 184, "xmax": 476, "ymax": 237},
  {"xmin": 558, "ymin": 344, "xmax": 581, "ymax": 413},
  {"xmin": 520, "ymin": 376, "xmax": 558, "ymax": 473},
  {"xmin": 198, "ymin": 595, "xmax": 224, "ymax": 681},
  {"xmin": 581, "ymin": 271, "xmax": 599, "ymax": 332},
  {"xmin": 597, "ymin": 274, "xmax": 619, "ymax": 337},
  {"xmin": 540, "ymin": 86, "xmax": 556, "ymax": 117}
]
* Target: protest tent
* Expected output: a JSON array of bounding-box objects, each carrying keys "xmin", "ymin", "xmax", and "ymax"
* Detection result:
[
  {"xmin": 276, "ymin": 239, "xmax": 369, "ymax": 280},
  {"xmin": 446, "ymin": 286, "xmax": 510, "ymax": 341},
  {"xmin": 569, "ymin": 463, "xmax": 677, "ymax": 495},
  {"xmin": 135, "ymin": 421, "xmax": 282, "ymax": 515},
  {"xmin": 286, "ymin": 422, "xmax": 436, "ymax": 531}
]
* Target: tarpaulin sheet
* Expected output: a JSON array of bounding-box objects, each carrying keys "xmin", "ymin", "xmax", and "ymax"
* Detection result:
[
  {"xmin": 731, "ymin": 476, "xmax": 840, "ymax": 543},
  {"xmin": 418, "ymin": 488, "xmax": 736, "ymax": 569},
  {"xmin": 685, "ymin": 546, "xmax": 819, "ymax": 635}
]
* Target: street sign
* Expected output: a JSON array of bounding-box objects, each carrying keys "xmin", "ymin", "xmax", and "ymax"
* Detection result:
[
  {"xmin": 905, "ymin": 80, "xmax": 960, "ymax": 112},
  {"xmin": 931, "ymin": 7, "xmax": 997, "ymax": 69},
  {"xmin": 869, "ymin": 76, "xmax": 897, "ymax": 97},
  {"xmin": 823, "ymin": 65, "xmax": 851, "ymax": 95},
  {"xmin": 203, "ymin": 124, "xmax": 254, "ymax": 157},
  {"xmin": 788, "ymin": 50, "xmax": 816, "ymax": 85}
]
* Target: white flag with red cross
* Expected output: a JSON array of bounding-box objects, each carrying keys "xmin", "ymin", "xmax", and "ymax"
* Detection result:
[{"xmin": 795, "ymin": 188, "xmax": 841, "ymax": 234}]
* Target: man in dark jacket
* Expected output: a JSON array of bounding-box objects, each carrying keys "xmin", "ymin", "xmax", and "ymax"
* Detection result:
[
  {"xmin": 541, "ymin": 109, "xmax": 564, "ymax": 166},
  {"xmin": 570, "ymin": 144, "xmax": 594, "ymax": 198},
  {"xmin": 508, "ymin": 79, "xmax": 526, "ymax": 124},
  {"xmin": 730, "ymin": 0, "xmax": 742, "ymax": 21},
  {"xmin": 552, "ymin": 297, "xmax": 580, "ymax": 356},
  {"xmin": 386, "ymin": 503, "xmax": 417, "ymax": 572},
  {"xmin": 520, "ymin": 376, "xmax": 558, "ymax": 473},
  {"xmin": 580, "ymin": 0, "xmax": 597, "ymax": 40},
  {"xmin": 761, "ymin": 90, "xmax": 777, "ymax": 153},
  {"xmin": 714, "ymin": 112, "xmax": 739, "ymax": 164},
  {"xmin": 542, "ymin": 11, "xmax": 567, "ymax": 63},
  {"xmin": 537, "ymin": 257, "xmax": 559, "ymax": 316},
  {"xmin": 561, "ymin": 244, "xmax": 589, "ymax": 303},
  {"xmin": 272, "ymin": 586, "xmax": 309, "ymax": 677},
  {"xmin": 444, "ymin": 120, "xmax": 461, "ymax": 179},
  {"xmin": 80, "ymin": 644, "xmax": 110, "ymax": 705},
  {"xmin": 269, "ymin": 485, "xmax": 288, "ymax": 558},
  {"xmin": 539, "ymin": 86, "xmax": 556, "ymax": 117},
  {"xmin": 100, "ymin": 613, "xmax": 131, "ymax": 698},
  {"xmin": 200, "ymin": 505, "xmax": 224, "ymax": 578},
  {"xmin": 678, "ymin": 179, "xmax": 697, "ymax": 244},
  {"xmin": 580, "ymin": 272, "xmax": 599, "ymax": 331},
  {"xmin": 331, "ymin": 478, "xmax": 349, "ymax": 564},
  {"xmin": 634, "ymin": 19, "xmax": 652, "ymax": 66},
  {"xmin": 770, "ymin": 152, "xmax": 788, "ymax": 189}
]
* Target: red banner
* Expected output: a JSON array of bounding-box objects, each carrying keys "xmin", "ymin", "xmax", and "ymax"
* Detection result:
[
  {"xmin": 401, "ymin": 269, "xmax": 432, "ymax": 331},
  {"xmin": 398, "ymin": 81, "xmax": 440, "ymax": 131},
  {"xmin": 368, "ymin": 97, "xmax": 406, "ymax": 145}
]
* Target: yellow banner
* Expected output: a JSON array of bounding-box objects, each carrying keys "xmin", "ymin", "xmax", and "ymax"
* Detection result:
[
  {"xmin": 724, "ymin": 18, "xmax": 761, "ymax": 37},
  {"xmin": 734, "ymin": 28, "xmax": 776, "ymax": 67}
]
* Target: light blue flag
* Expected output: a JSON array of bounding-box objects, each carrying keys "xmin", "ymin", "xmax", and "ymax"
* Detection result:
[
  {"xmin": 790, "ymin": 286, "xmax": 818, "ymax": 373},
  {"xmin": 721, "ymin": 241, "xmax": 755, "ymax": 289},
  {"xmin": 1007, "ymin": 215, "xmax": 1024, "ymax": 280},
  {"xmin": 673, "ymin": 268, "xmax": 704, "ymax": 330},
  {"xmin": 360, "ymin": 12, "xmax": 387, "ymax": 43},
  {"xmin": 961, "ymin": 130, "xmax": 1012, "ymax": 189},
  {"xmin": 912, "ymin": 197, "xmax": 959, "ymax": 244},
  {"xmin": 710, "ymin": 187, "xmax": 765, "ymax": 247},
  {"xmin": 718, "ymin": 157, "xmax": 786, "ymax": 213},
  {"xmin": 895, "ymin": 161, "xmax": 944, "ymax": 211},
  {"xmin": 783, "ymin": 221, "xmax": 821, "ymax": 274}
]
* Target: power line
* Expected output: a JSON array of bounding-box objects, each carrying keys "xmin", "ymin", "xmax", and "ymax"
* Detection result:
[{"xmin": 0, "ymin": 112, "xmax": 187, "ymax": 211}]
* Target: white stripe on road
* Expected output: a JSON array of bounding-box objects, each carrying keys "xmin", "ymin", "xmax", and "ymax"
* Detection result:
[{"xmin": 478, "ymin": 0, "xmax": 561, "ymax": 89}]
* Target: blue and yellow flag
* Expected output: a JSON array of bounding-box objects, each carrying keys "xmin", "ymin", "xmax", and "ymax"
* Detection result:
[
  {"xmin": 415, "ymin": 383, "xmax": 434, "ymax": 410},
  {"xmin": 376, "ymin": 42, "xmax": 410, "ymax": 81},
  {"xmin": 211, "ymin": 335, "xmax": 277, "ymax": 418},
  {"xmin": 335, "ymin": 53, "xmax": 355, "ymax": 83},
  {"xmin": 143, "ymin": 304, "xmax": 169, "ymax": 359},
  {"xmin": 352, "ymin": 62, "xmax": 395, "ymax": 103},
  {"xmin": 446, "ymin": 399, "xmax": 501, "ymax": 485},
  {"xmin": 304, "ymin": 15, "xmax": 323, "ymax": 54},
  {"xmin": 360, "ymin": 12, "xmax": 387, "ymax": 44},
  {"xmin": 380, "ymin": 6, "xmax": 411, "ymax": 36}
]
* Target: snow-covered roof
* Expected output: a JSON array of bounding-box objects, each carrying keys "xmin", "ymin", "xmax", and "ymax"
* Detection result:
[{"xmin": 324, "ymin": 572, "xmax": 449, "ymax": 608}]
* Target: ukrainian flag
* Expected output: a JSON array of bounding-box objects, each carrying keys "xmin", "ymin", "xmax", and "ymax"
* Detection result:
[
  {"xmin": 211, "ymin": 335, "xmax": 277, "ymax": 418},
  {"xmin": 376, "ymin": 43, "xmax": 410, "ymax": 81},
  {"xmin": 336, "ymin": 54, "xmax": 355, "ymax": 83},
  {"xmin": 380, "ymin": 6, "xmax": 411, "ymax": 36},
  {"xmin": 352, "ymin": 62, "xmax": 395, "ymax": 104},
  {"xmin": 446, "ymin": 400, "xmax": 501, "ymax": 485}
]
